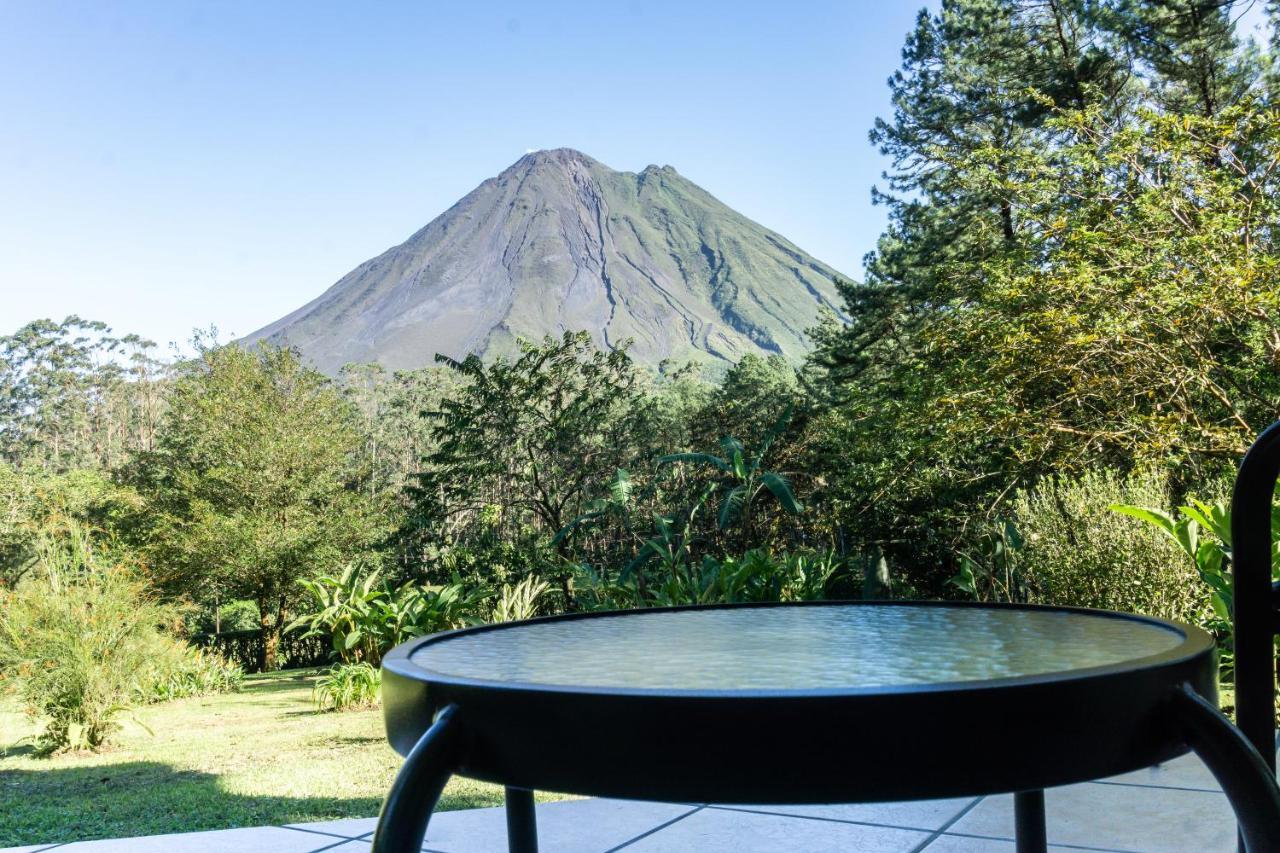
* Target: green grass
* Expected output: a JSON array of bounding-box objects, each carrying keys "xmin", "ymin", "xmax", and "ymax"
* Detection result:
[{"xmin": 0, "ymin": 668, "xmax": 550, "ymax": 847}]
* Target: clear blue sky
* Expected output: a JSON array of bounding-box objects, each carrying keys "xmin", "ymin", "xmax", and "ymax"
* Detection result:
[{"xmin": 0, "ymin": 1, "xmax": 1266, "ymax": 350}]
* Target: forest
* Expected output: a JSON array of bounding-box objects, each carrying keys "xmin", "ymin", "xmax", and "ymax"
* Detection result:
[{"xmin": 3, "ymin": 0, "xmax": 1280, "ymax": 748}]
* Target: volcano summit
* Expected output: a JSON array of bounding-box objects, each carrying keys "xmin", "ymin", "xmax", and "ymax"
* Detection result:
[{"xmin": 246, "ymin": 149, "xmax": 848, "ymax": 373}]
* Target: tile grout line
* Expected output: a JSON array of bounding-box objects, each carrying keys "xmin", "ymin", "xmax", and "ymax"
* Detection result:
[
  {"xmin": 601, "ymin": 805, "xmax": 706, "ymax": 852},
  {"xmin": 702, "ymin": 803, "xmax": 949, "ymax": 834},
  {"xmin": 934, "ymin": 827, "xmax": 1142, "ymax": 853},
  {"xmin": 907, "ymin": 796, "xmax": 984, "ymax": 852},
  {"xmin": 1087, "ymin": 778, "xmax": 1223, "ymax": 795},
  {"xmin": 303, "ymin": 835, "xmax": 368, "ymax": 853},
  {"xmin": 280, "ymin": 825, "xmax": 375, "ymax": 842}
]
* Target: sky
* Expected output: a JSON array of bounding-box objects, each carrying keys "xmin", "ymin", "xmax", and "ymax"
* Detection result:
[{"xmin": 0, "ymin": 1, "xmax": 1270, "ymax": 350}]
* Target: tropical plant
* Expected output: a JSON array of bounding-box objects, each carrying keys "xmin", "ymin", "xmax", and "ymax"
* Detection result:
[
  {"xmin": 552, "ymin": 468, "xmax": 635, "ymax": 547},
  {"xmin": 706, "ymin": 549, "xmax": 844, "ymax": 604},
  {"xmin": 620, "ymin": 484, "xmax": 715, "ymax": 604},
  {"xmin": 289, "ymin": 563, "xmax": 389, "ymax": 665},
  {"xmin": 313, "ymin": 662, "xmax": 381, "ymax": 712},
  {"xmin": 659, "ymin": 406, "xmax": 802, "ymax": 536},
  {"xmin": 289, "ymin": 564, "xmax": 489, "ymax": 666},
  {"xmin": 134, "ymin": 643, "xmax": 243, "ymax": 705},
  {"xmin": 948, "ymin": 519, "xmax": 1026, "ymax": 604},
  {"xmin": 395, "ymin": 582, "xmax": 490, "ymax": 639},
  {"xmin": 1111, "ymin": 498, "xmax": 1280, "ymax": 678},
  {"xmin": 491, "ymin": 575, "xmax": 551, "ymax": 622}
]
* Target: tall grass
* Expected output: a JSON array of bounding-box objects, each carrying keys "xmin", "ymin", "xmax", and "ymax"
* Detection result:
[{"xmin": 0, "ymin": 520, "xmax": 178, "ymax": 752}]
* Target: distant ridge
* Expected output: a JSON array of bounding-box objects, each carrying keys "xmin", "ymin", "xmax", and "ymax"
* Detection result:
[{"xmin": 245, "ymin": 148, "xmax": 849, "ymax": 373}]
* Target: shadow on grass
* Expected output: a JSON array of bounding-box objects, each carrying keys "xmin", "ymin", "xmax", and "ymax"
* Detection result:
[
  {"xmin": 0, "ymin": 761, "xmax": 385, "ymax": 847},
  {"xmin": 0, "ymin": 759, "xmax": 505, "ymax": 848},
  {"xmin": 326, "ymin": 735, "xmax": 384, "ymax": 747},
  {"xmin": 238, "ymin": 676, "xmax": 322, "ymax": 697}
]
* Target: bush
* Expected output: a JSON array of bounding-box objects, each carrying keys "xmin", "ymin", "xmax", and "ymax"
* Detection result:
[
  {"xmin": 491, "ymin": 576, "xmax": 551, "ymax": 622},
  {"xmin": 0, "ymin": 521, "xmax": 177, "ymax": 753},
  {"xmin": 289, "ymin": 563, "xmax": 489, "ymax": 665},
  {"xmin": 134, "ymin": 642, "xmax": 243, "ymax": 705},
  {"xmin": 1009, "ymin": 467, "xmax": 1209, "ymax": 623},
  {"xmin": 574, "ymin": 548, "xmax": 849, "ymax": 609},
  {"xmin": 313, "ymin": 662, "xmax": 380, "ymax": 712}
]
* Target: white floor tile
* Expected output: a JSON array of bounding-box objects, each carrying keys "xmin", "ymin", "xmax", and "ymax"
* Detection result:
[
  {"xmin": 948, "ymin": 785, "xmax": 1238, "ymax": 853},
  {"xmin": 707, "ymin": 797, "xmax": 978, "ymax": 832},
  {"xmin": 622, "ymin": 807, "xmax": 930, "ymax": 852}
]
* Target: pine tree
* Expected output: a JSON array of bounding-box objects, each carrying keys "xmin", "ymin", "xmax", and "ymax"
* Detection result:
[{"xmin": 1102, "ymin": 0, "xmax": 1259, "ymax": 116}]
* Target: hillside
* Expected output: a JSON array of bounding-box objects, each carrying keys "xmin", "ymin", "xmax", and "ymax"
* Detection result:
[{"xmin": 245, "ymin": 149, "xmax": 848, "ymax": 372}]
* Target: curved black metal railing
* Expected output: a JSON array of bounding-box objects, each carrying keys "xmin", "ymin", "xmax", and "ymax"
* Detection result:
[{"xmin": 1232, "ymin": 420, "xmax": 1280, "ymax": 774}]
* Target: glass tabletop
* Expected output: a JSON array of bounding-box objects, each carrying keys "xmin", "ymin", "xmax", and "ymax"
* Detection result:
[{"xmin": 409, "ymin": 604, "xmax": 1186, "ymax": 692}]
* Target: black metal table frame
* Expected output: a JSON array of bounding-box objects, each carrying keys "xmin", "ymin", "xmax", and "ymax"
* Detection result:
[{"xmin": 371, "ymin": 421, "xmax": 1280, "ymax": 853}]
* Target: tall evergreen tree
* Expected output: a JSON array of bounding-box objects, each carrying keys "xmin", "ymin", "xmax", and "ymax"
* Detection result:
[{"xmin": 1103, "ymin": 0, "xmax": 1259, "ymax": 116}]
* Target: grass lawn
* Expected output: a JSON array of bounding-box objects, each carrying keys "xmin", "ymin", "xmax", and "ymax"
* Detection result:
[{"xmin": 0, "ymin": 668, "xmax": 557, "ymax": 847}]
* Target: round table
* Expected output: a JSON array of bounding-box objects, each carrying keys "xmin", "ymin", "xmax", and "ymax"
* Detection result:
[{"xmin": 372, "ymin": 601, "xmax": 1280, "ymax": 852}]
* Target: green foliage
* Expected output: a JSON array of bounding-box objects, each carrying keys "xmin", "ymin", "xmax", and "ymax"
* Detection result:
[
  {"xmin": 411, "ymin": 332, "xmax": 647, "ymax": 601},
  {"xmin": 289, "ymin": 564, "xmax": 489, "ymax": 665},
  {"xmin": 133, "ymin": 644, "xmax": 243, "ymax": 705},
  {"xmin": 289, "ymin": 563, "xmax": 389, "ymax": 665},
  {"xmin": 0, "ymin": 464, "xmax": 142, "ymax": 586},
  {"xmin": 0, "ymin": 521, "xmax": 176, "ymax": 753},
  {"xmin": 0, "ymin": 317, "xmax": 168, "ymax": 473},
  {"xmin": 208, "ymin": 599, "xmax": 260, "ymax": 634},
  {"xmin": 1111, "ymin": 496, "xmax": 1280, "ymax": 678},
  {"xmin": 133, "ymin": 343, "xmax": 383, "ymax": 671},
  {"xmin": 808, "ymin": 1, "xmax": 1280, "ymax": 593},
  {"xmin": 553, "ymin": 469, "xmax": 635, "ymax": 547},
  {"xmin": 312, "ymin": 662, "xmax": 381, "ymax": 712},
  {"xmin": 1009, "ymin": 468, "xmax": 1206, "ymax": 622},
  {"xmin": 581, "ymin": 548, "xmax": 848, "ymax": 609},
  {"xmin": 948, "ymin": 520, "xmax": 1026, "ymax": 604},
  {"xmin": 695, "ymin": 549, "xmax": 843, "ymax": 605},
  {"xmin": 491, "ymin": 575, "xmax": 552, "ymax": 622},
  {"xmin": 659, "ymin": 405, "xmax": 802, "ymax": 537}
]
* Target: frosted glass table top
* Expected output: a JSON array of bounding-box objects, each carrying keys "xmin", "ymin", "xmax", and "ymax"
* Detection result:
[{"xmin": 409, "ymin": 604, "xmax": 1185, "ymax": 693}]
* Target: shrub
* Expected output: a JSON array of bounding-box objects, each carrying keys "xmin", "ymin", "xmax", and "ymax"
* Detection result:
[
  {"xmin": 313, "ymin": 662, "xmax": 380, "ymax": 712},
  {"xmin": 574, "ymin": 548, "xmax": 849, "ymax": 609},
  {"xmin": 0, "ymin": 521, "xmax": 177, "ymax": 753},
  {"xmin": 289, "ymin": 564, "xmax": 489, "ymax": 665},
  {"xmin": 1110, "ymin": 498, "xmax": 1280, "ymax": 681},
  {"xmin": 491, "ymin": 576, "xmax": 551, "ymax": 622},
  {"xmin": 134, "ymin": 642, "xmax": 243, "ymax": 705},
  {"xmin": 1009, "ymin": 467, "xmax": 1208, "ymax": 623}
]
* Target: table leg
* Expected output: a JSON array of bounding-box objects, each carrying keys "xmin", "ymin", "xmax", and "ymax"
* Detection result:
[
  {"xmin": 505, "ymin": 786, "xmax": 539, "ymax": 852},
  {"xmin": 1014, "ymin": 789, "xmax": 1047, "ymax": 853},
  {"xmin": 1171, "ymin": 683, "xmax": 1280, "ymax": 853},
  {"xmin": 372, "ymin": 704, "xmax": 463, "ymax": 853}
]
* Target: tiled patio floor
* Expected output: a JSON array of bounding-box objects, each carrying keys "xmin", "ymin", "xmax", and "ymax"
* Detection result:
[{"xmin": 1, "ymin": 751, "xmax": 1253, "ymax": 852}]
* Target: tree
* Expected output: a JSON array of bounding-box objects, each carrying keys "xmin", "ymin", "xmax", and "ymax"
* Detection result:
[
  {"xmin": 1102, "ymin": 0, "xmax": 1258, "ymax": 117},
  {"xmin": 410, "ymin": 332, "xmax": 646, "ymax": 600},
  {"xmin": 135, "ymin": 344, "xmax": 380, "ymax": 671},
  {"xmin": 855, "ymin": 0, "xmax": 1131, "ymax": 353},
  {"xmin": 0, "ymin": 317, "xmax": 170, "ymax": 473},
  {"xmin": 813, "ymin": 101, "xmax": 1280, "ymax": 590}
]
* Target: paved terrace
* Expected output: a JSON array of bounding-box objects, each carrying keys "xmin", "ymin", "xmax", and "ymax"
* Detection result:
[{"xmin": 1, "ymin": 749, "xmax": 1262, "ymax": 853}]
